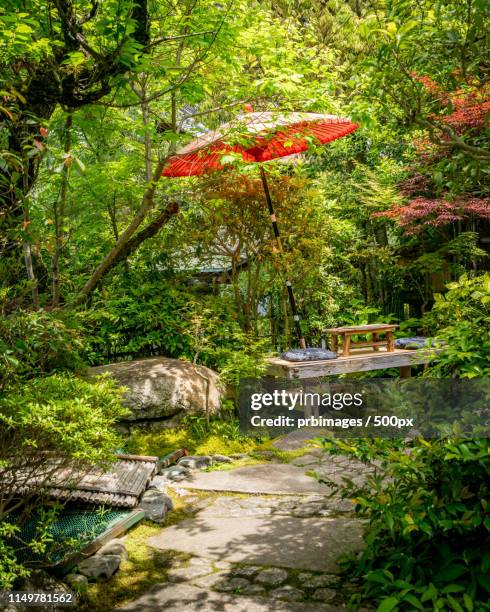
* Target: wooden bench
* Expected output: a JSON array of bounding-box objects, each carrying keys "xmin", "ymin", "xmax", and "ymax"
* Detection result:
[
  {"xmin": 325, "ymin": 324, "xmax": 399, "ymax": 357},
  {"xmin": 266, "ymin": 347, "xmax": 435, "ymax": 380}
]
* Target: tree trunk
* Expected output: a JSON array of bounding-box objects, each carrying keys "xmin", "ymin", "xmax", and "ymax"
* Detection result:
[
  {"xmin": 74, "ymin": 159, "xmax": 166, "ymax": 303},
  {"xmin": 109, "ymin": 201, "xmax": 179, "ymax": 268},
  {"xmin": 22, "ymin": 241, "xmax": 39, "ymax": 311},
  {"xmin": 0, "ymin": 0, "xmax": 149, "ymax": 290},
  {"xmin": 52, "ymin": 113, "xmax": 73, "ymax": 307}
]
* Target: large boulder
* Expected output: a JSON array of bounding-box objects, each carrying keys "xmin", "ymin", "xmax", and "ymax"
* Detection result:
[{"xmin": 88, "ymin": 357, "xmax": 222, "ymax": 425}]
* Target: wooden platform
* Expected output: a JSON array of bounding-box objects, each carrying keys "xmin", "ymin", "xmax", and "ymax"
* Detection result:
[{"xmin": 266, "ymin": 347, "xmax": 435, "ymax": 379}]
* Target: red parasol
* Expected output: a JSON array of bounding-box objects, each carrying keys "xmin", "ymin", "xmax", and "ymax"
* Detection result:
[
  {"xmin": 162, "ymin": 111, "xmax": 359, "ymax": 348},
  {"xmin": 163, "ymin": 112, "xmax": 358, "ymax": 177}
]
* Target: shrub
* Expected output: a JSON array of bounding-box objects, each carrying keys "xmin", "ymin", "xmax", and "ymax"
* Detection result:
[
  {"xmin": 320, "ymin": 438, "xmax": 490, "ymax": 611},
  {"xmin": 82, "ymin": 277, "xmax": 269, "ymax": 384},
  {"xmin": 0, "ymin": 374, "xmax": 128, "ymax": 587},
  {"xmin": 81, "ymin": 279, "xmax": 196, "ymax": 364},
  {"xmin": 425, "ymin": 274, "xmax": 490, "ymax": 378},
  {"xmin": 0, "ymin": 310, "xmax": 86, "ymax": 389}
]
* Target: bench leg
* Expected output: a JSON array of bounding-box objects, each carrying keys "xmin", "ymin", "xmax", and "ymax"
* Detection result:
[
  {"xmin": 342, "ymin": 335, "xmax": 351, "ymax": 357},
  {"xmin": 331, "ymin": 335, "xmax": 338, "ymax": 353},
  {"xmin": 400, "ymin": 365, "xmax": 411, "ymax": 378},
  {"xmin": 387, "ymin": 331, "xmax": 395, "ymax": 352},
  {"xmin": 372, "ymin": 332, "xmax": 379, "ymax": 351}
]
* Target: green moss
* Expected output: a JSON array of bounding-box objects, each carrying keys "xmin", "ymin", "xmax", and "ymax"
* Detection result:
[
  {"xmin": 125, "ymin": 421, "xmax": 261, "ymax": 458},
  {"xmin": 79, "ymin": 522, "xmax": 184, "ymax": 612}
]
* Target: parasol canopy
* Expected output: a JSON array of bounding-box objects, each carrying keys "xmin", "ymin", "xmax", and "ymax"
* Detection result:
[
  {"xmin": 162, "ymin": 112, "xmax": 358, "ymax": 177},
  {"xmin": 162, "ymin": 110, "xmax": 359, "ymax": 349}
]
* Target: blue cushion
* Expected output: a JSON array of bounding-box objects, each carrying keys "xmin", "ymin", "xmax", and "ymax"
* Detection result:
[
  {"xmin": 281, "ymin": 348, "xmax": 338, "ymax": 362},
  {"xmin": 394, "ymin": 337, "xmax": 429, "ymax": 350}
]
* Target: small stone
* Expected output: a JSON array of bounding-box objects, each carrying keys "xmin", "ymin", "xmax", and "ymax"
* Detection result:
[
  {"xmin": 304, "ymin": 494, "xmax": 326, "ymax": 503},
  {"xmin": 302, "ymin": 574, "xmax": 339, "ymax": 588},
  {"xmin": 140, "ymin": 489, "xmax": 173, "ymax": 523},
  {"xmin": 241, "ymin": 584, "xmax": 266, "ymax": 596},
  {"xmin": 167, "ymin": 565, "xmax": 213, "ymax": 582},
  {"xmin": 275, "ymin": 500, "xmax": 299, "ymax": 514},
  {"xmin": 297, "ymin": 572, "xmax": 314, "ymax": 583},
  {"xmin": 292, "ymin": 454, "xmax": 321, "ymax": 467},
  {"xmin": 252, "ymin": 450, "xmax": 276, "ymax": 459},
  {"xmin": 191, "ymin": 571, "xmax": 229, "ymax": 589},
  {"xmin": 215, "ymin": 577, "xmax": 250, "ymax": 592},
  {"xmin": 178, "ymin": 455, "xmax": 213, "ymax": 470},
  {"xmin": 312, "ymin": 588, "xmax": 337, "ymax": 602},
  {"xmin": 169, "ymin": 486, "xmax": 192, "ymax": 496},
  {"xmin": 212, "ymin": 454, "xmax": 233, "ymax": 463},
  {"xmin": 230, "ymin": 453, "xmax": 248, "ymax": 459},
  {"xmin": 159, "ymin": 465, "xmax": 191, "ymax": 480},
  {"xmin": 78, "ymin": 554, "xmax": 121, "ymax": 580},
  {"xmin": 255, "ymin": 568, "xmax": 288, "ymax": 587},
  {"xmin": 270, "ymin": 585, "xmax": 304, "ymax": 601},
  {"xmin": 148, "ymin": 475, "xmax": 169, "ymax": 491},
  {"xmin": 97, "ymin": 539, "xmax": 128, "ymax": 560},
  {"xmin": 230, "ymin": 565, "xmax": 261, "ymax": 578},
  {"xmin": 64, "ymin": 573, "xmax": 88, "ymax": 594}
]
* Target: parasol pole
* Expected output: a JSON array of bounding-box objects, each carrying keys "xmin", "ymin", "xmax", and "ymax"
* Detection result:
[{"xmin": 259, "ymin": 166, "xmax": 306, "ymax": 349}]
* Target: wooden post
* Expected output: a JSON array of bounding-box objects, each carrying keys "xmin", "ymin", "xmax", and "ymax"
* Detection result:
[
  {"xmin": 386, "ymin": 331, "xmax": 395, "ymax": 352},
  {"xmin": 331, "ymin": 335, "xmax": 338, "ymax": 353},
  {"xmin": 372, "ymin": 332, "xmax": 379, "ymax": 351},
  {"xmin": 342, "ymin": 334, "xmax": 351, "ymax": 357},
  {"xmin": 400, "ymin": 365, "xmax": 411, "ymax": 378}
]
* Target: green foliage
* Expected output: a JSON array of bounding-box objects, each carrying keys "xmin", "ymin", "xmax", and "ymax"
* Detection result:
[
  {"xmin": 0, "ymin": 521, "xmax": 29, "ymax": 589},
  {"xmin": 0, "ymin": 373, "xmax": 128, "ymax": 463},
  {"xmin": 82, "ymin": 278, "xmax": 196, "ymax": 362},
  {"xmin": 321, "ymin": 437, "xmax": 490, "ymax": 611},
  {"xmin": 0, "ymin": 373, "xmax": 128, "ymax": 587},
  {"xmin": 82, "ymin": 275, "xmax": 268, "ymax": 383},
  {"xmin": 425, "ymin": 274, "xmax": 490, "ymax": 377},
  {"xmin": 0, "ymin": 310, "xmax": 86, "ymax": 389}
]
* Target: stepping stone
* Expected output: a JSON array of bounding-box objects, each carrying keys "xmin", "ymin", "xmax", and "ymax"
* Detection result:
[
  {"xmin": 198, "ymin": 496, "xmax": 273, "ymax": 518},
  {"xmin": 292, "ymin": 454, "xmax": 322, "ymax": 467},
  {"xmin": 148, "ymin": 515, "xmax": 364, "ymax": 572},
  {"xmin": 255, "ymin": 568, "xmax": 288, "ymax": 586},
  {"xmin": 114, "ymin": 582, "xmax": 341, "ymax": 611},
  {"xmin": 312, "ymin": 588, "xmax": 337, "ymax": 602},
  {"xmin": 270, "ymin": 586, "xmax": 305, "ymax": 601},
  {"xmin": 272, "ymin": 429, "xmax": 326, "ymax": 450},
  {"xmin": 215, "ymin": 577, "xmax": 250, "ymax": 592},
  {"xmin": 177, "ymin": 464, "xmax": 328, "ymax": 495},
  {"xmin": 166, "ymin": 565, "xmax": 213, "ymax": 583}
]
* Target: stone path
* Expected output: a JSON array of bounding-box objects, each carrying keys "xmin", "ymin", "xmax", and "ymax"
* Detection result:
[
  {"xmin": 115, "ymin": 443, "xmax": 376, "ymax": 611},
  {"xmin": 177, "ymin": 463, "xmax": 328, "ymax": 495},
  {"xmin": 148, "ymin": 513, "xmax": 363, "ymax": 571},
  {"xmin": 116, "ymin": 582, "xmax": 343, "ymax": 611}
]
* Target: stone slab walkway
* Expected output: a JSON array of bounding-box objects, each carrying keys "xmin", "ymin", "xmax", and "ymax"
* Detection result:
[
  {"xmin": 148, "ymin": 514, "xmax": 363, "ymax": 571},
  {"xmin": 177, "ymin": 463, "xmax": 328, "ymax": 495},
  {"xmin": 115, "ymin": 450, "xmax": 375, "ymax": 611},
  {"xmin": 116, "ymin": 582, "xmax": 342, "ymax": 611}
]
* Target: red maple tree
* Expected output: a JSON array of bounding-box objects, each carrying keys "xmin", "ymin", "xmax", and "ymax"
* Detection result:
[{"xmin": 375, "ymin": 74, "xmax": 489, "ymax": 233}]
